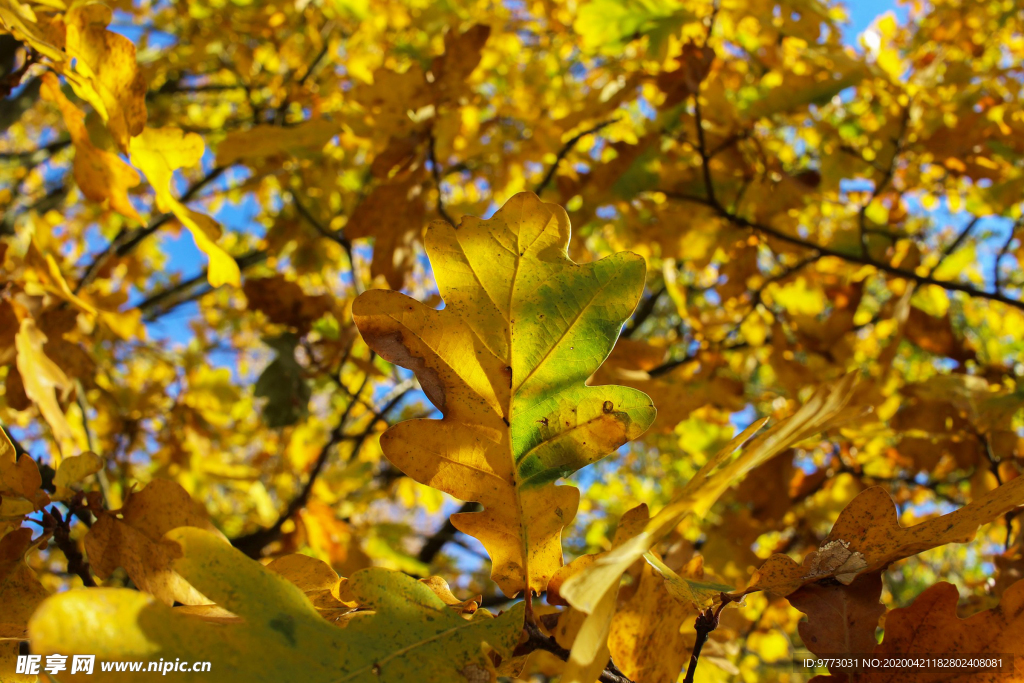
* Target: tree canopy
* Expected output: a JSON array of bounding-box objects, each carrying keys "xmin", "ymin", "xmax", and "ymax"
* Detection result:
[{"xmin": 2, "ymin": 0, "xmax": 1024, "ymax": 681}]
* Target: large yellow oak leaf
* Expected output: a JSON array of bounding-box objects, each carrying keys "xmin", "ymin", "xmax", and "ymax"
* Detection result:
[
  {"xmin": 558, "ymin": 374, "xmax": 859, "ymax": 682},
  {"xmin": 740, "ymin": 477, "xmax": 1024, "ymax": 597},
  {"xmin": 129, "ymin": 127, "xmax": 241, "ymax": 288},
  {"xmin": 29, "ymin": 527, "xmax": 525, "ymax": 683},
  {"xmin": 40, "ymin": 73, "xmax": 143, "ymax": 225},
  {"xmin": 811, "ymin": 579, "xmax": 1024, "ymax": 682},
  {"xmin": 353, "ymin": 192, "xmax": 656, "ymax": 597}
]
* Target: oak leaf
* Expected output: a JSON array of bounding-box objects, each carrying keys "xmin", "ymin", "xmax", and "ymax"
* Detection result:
[
  {"xmin": 353, "ymin": 192, "xmax": 656, "ymax": 597},
  {"xmin": 14, "ymin": 318, "xmax": 76, "ymax": 460},
  {"xmin": 789, "ymin": 571, "xmax": 884, "ymax": 673},
  {"xmin": 30, "ymin": 527, "xmax": 525, "ymax": 682},
  {"xmin": 129, "ymin": 127, "xmax": 240, "ymax": 287},
  {"xmin": 0, "ymin": 425, "xmax": 41, "ymax": 501},
  {"xmin": 52, "ymin": 451, "xmax": 103, "ymax": 501},
  {"xmin": 0, "ymin": 528, "xmax": 48, "ymax": 640},
  {"xmin": 40, "ymin": 73, "xmax": 142, "ymax": 224},
  {"xmin": 344, "ymin": 163, "xmax": 427, "ymax": 290},
  {"xmin": 814, "ymin": 579, "xmax": 1024, "ymax": 682},
  {"xmin": 64, "ymin": 2, "xmax": 147, "ymax": 151},
  {"xmin": 215, "ymin": 120, "xmax": 340, "ymax": 167},
  {"xmin": 741, "ymin": 479, "xmax": 1024, "ymax": 597},
  {"xmin": 84, "ymin": 479, "xmax": 222, "ymax": 605}
]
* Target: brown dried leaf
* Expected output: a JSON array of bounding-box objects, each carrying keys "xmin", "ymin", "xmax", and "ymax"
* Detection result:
[
  {"xmin": 85, "ymin": 479, "xmax": 222, "ymax": 605},
  {"xmin": 789, "ymin": 571, "xmax": 884, "ymax": 670},
  {"xmin": 743, "ymin": 480, "xmax": 1024, "ymax": 596}
]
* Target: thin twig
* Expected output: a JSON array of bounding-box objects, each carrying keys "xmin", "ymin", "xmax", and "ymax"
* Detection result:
[
  {"xmin": 74, "ymin": 165, "xmax": 228, "ymax": 293},
  {"xmin": 534, "ymin": 118, "xmax": 619, "ymax": 195},
  {"xmin": 683, "ymin": 596, "xmax": 732, "ymax": 683},
  {"xmin": 927, "ymin": 215, "xmax": 980, "ymax": 277},
  {"xmin": 661, "ymin": 191, "xmax": 1024, "ymax": 312},
  {"xmin": 417, "ymin": 501, "xmax": 481, "ymax": 564},
  {"xmin": 231, "ymin": 380, "xmax": 408, "ymax": 558},
  {"xmin": 857, "ymin": 107, "xmax": 909, "ymax": 256},
  {"xmin": 994, "ymin": 220, "xmax": 1020, "ymax": 295},
  {"xmin": 45, "ymin": 507, "xmax": 96, "ymax": 587}
]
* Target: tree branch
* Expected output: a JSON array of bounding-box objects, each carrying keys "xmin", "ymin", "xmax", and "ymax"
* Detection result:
[
  {"xmin": 515, "ymin": 621, "xmax": 635, "ymax": 683},
  {"xmin": 427, "ymin": 133, "xmax": 455, "ymax": 226},
  {"xmin": 137, "ymin": 249, "xmax": 267, "ymax": 319},
  {"xmin": 534, "ymin": 118, "xmax": 619, "ymax": 196},
  {"xmin": 416, "ymin": 501, "xmax": 481, "ymax": 564},
  {"xmin": 44, "ymin": 507, "xmax": 96, "ymax": 587},
  {"xmin": 231, "ymin": 379, "xmax": 408, "ymax": 558},
  {"xmin": 623, "ymin": 286, "xmax": 666, "ymax": 338},
  {"xmin": 683, "ymin": 597, "xmax": 732, "ymax": 683},
  {"xmin": 660, "ymin": 191, "xmax": 1024, "ymax": 312},
  {"xmin": 74, "ymin": 165, "xmax": 229, "ymax": 293}
]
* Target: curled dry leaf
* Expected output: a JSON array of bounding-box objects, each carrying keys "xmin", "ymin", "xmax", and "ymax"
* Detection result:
[{"xmin": 741, "ymin": 478, "xmax": 1024, "ymax": 597}]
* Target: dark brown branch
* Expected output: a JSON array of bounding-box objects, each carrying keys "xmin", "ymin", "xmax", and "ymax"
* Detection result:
[
  {"xmin": 683, "ymin": 596, "xmax": 732, "ymax": 683},
  {"xmin": 0, "ymin": 138, "xmax": 70, "ymax": 161},
  {"xmin": 291, "ymin": 191, "xmax": 359, "ymax": 294},
  {"xmin": 857, "ymin": 106, "xmax": 909, "ymax": 255},
  {"xmin": 928, "ymin": 215, "xmax": 980, "ymax": 277},
  {"xmin": 138, "ymin": 249, "xmax": 267, "ymax": 319},
  {"xmin": 661, "ymin": 191, "xmax": 1024, "ymax": 312},
  {"xmin": 45, "ymin": 507, "xmax": 96, "ymax": 587},
  {"xmin": 994, "ymin": 220, "xmax": 1020, "ymax": 295},
  {"xmin": 291, "ymin": 192, "xmax": 351, "ymax": 249},
  {"xmin": 623, "ymin": 286, "xmax": 666, "ymax": 338},
  {"xmin": 416, "ymin": 501, "xmax": 481, "ymax": 564},
  {"xmin": 515, "ymin": 621, "xmax": 635, "ymax": 683},
  {"xmin": 692, "ymin": 99, "xmax": 716, "ymax": 207},
  {"xmin": 74, "ymin": 165, "xmax": 229, "ymax": 293},
  {"xmin": 534, "ymin": 118, "xmax": 619, "ymax": 196},
  {"xmin": 231, "ymin": 381, "xmax": 408, "ymax": 558},
  {"xmin": 273, "ymin": 21, "xmax": 335, "ymax": 125}
]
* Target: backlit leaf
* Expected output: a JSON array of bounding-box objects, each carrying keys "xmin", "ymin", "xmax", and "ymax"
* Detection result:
[{"xmin": 353, "ymin": 192, "xmax": 655, "ymax": 596}]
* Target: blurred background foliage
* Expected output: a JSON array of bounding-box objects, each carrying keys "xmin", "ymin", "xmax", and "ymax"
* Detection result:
[{"xmin": 2, "ymin": 0, "xmax": 1024, "ymax": 678}]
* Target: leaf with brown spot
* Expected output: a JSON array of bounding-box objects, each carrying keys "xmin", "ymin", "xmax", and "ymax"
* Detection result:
[{"xmin": 353, "ymin": 192, "xmax": 655, "ymax": 597}]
